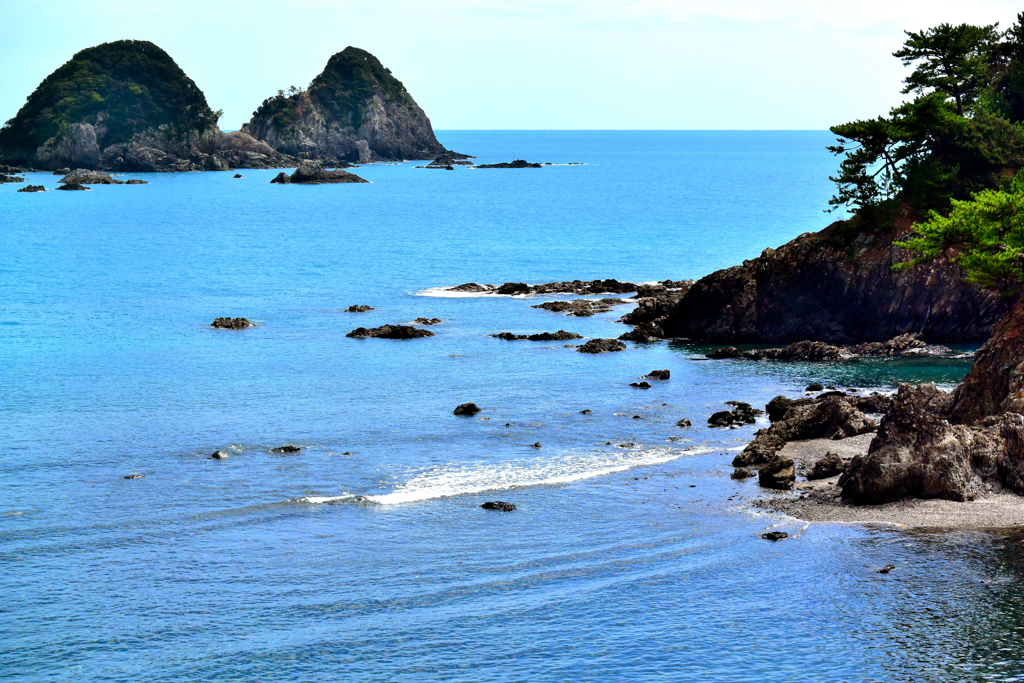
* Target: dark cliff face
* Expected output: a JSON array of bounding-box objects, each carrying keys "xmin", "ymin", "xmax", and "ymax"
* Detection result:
[
  {"xmin": 0, "ymin": 40, "xmax": 218, "ymax": 168},
  {"xmin": 243, "ymin": 47, "xmax": 449, "ymax": 163},
  {"xmin": 660, "ymin": 207, "xmax": 1007, "ymax": 344}
]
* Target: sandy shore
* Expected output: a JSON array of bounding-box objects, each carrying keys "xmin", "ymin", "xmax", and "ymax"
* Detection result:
[{"xmin": 750, "ymin": 435, "xmax": 1024, "ymax": 530}]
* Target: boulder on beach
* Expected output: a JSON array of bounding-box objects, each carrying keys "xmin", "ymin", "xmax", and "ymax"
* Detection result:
[
  {"xmin": 481, "ymin": 501, "xmax": 516, "ymax": 511},
  {"xmin": 346, "ymin": 324, "xmax": 433, "ymax": 339},
  {"xmin": 453, "ymin": 402, "xmax": 481, "ymax": 416},
  {"xmin": 577, "ymin": 338, "xmax": 626, "ymax": 354},
  {"xmin": 807, "ymin": 452, "xmax": 844, "ymax": 480},
  {"xmin": 211, "ymin": 317, "xmax": 252, "ymax": 329},
  {"xmin": 759, "ymin": 455, "xmax": 796, "ymax": 489}
]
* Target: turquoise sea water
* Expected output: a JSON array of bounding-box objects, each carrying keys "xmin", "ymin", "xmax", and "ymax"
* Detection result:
[{"xmin": 2, "ymin": 131, "xmax": 1022, "ymax": 681}]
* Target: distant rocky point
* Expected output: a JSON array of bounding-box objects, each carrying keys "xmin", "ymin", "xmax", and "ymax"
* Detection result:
[
  {"xmin": 244, "ymin": 46, "xmax": 468, "ymax": 164},
  {"xmin": 474, "ymin": 160, "xmax": 542, "ymax": 169}
]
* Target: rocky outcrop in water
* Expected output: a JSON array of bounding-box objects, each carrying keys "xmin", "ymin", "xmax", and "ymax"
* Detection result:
[
  {"xmin": 270, "ymin": 445, "xmax": 301, "ymax": 453},
  {"xmin": 704, "ymin": 334, "xmax": 953, "ymax": 362},
  {"xmin": 533, "ymin": 298, "xmax": 630, "ymax": 317},
  {"xmin": 654, "ymin": 210, "xmax": 1005, "ymax": 344},
  {"xmin": 17, "ymin": 185, "xmax": 45, "ymax": 193},
  {"xmin": 346, "ymin": 305, "xmax": 374, "ymax": 312},
  {"xmin": 245, "ymin": 47, "xmax": 464, "ymax": 163},
  {"xmin": 55, "ymin": 182, "xmax": 88, "ymax": 191},
  {"xmin": 445, "ymin": 279, "xmax": 643, "ymax": 297},
  {"xmin": 454, "ymin": 402, "xmax": 481, "ymax": 416},
  {"xmin": 491, "ymin": 330, "xmax": 582, "ymax": 341},
  {"xmin": 708, "ymin": 401, "xmax": 763, "ymax": 428},
  {"xmin": 211, "ymin": 317, "xmax": 252, "ymax": 329},
  {"xmin": 347, "ymin": 324, "xmax": 433, "ymax": 339},
  {"xmin": 577, "ymin": 339, "xmax": 626, "ymax": 354},
  {"xmin": 270, "ymin": 160, "xmax": 367, "ymax": 184},
  {"xmin": 0, "ymin": 173, "xmax": 26, "ymax": 183},
  {"xmin": 481, "ymin": 501, "xmax": 516, "ymax": 511},
  {"xmin": 474, "ymin": 160, "xmax": 542, "ymax": 169}
]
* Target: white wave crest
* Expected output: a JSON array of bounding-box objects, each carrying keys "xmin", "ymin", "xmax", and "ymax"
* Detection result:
[
  {"xmin": 416, "ymin": 286, "xmax": 503, "ymax": 298},
  {"xmin": 364, "ymin": 446, "xmax": 709, "ymax": 505}
]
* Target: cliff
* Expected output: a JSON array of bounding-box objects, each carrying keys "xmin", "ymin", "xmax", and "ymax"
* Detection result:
[
  {"xmin": 655, "ymin": 205, "xmax": 1007, "ymax": 343},
  {"xmin": 0, "ymin": 40, "xmax": 295, "ymax": 171},
  {"xmin": 243, "ymin": 47, "xmax": 459, "ymax": 163}
]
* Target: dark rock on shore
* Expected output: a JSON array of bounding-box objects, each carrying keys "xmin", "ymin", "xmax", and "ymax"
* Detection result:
[
  {"xmin": 646, "ymin": 370, "xmax": 670, "ymax": 380},
  {"xmin": 270, "ymin": 160, "xmax": 367, "ymax": 184},
  {"xmin": 709, "ymin": 401, "xmax": 763, "ymax": 428},
  {"xmin": 806, "ymin": 382, "xmax": 824, "ymax": 392},
  {"xmin": 481, "ymin": 501, "xmax": 516, "ymax": 511},
  {"xmin": 17, "ymin": 184, "xmax": 44, "ymax": 192},
  {"xmin": 533, "ymin": 298, "xmax": 629, "ymax": 317},
  {"xmin": 346, "ymin": 305, "xmax": 374, "ymax": 312},
  {"xmin": 244, "ymin": 46, "xmax": 465, "ymax": 164},
  {"xmin": 454, "ymin": 402, "xmax": 481, "ymax": 416},
  {"xmin": 414, "ymin": 317, "xmax": 441, "ymax": 325},
  {"xmin": 346, "ymin": 324, "xmax": 433, "ymax": 339},
  {"xmin": 759, "ymin": 455, "xmax": 796, "ymax": 489},
  {"xmin": 211, "ymin": 317, "xmax": 252, "ymax": 329},
  {"xmin": 807, "ymin": 452, "xmax": 845, "ymax": 480},
  {"xmin": 447, "ymin": 283, "xmax": 495, "ymax": 293},
  {"xmin": 658, "ymin": 210, "xmax": 1005, "ymax": 344},
  {"xmin": 735, "ymin": 395, "xmax": 880, "ymax": 467},
  {"xmin": 731, "ymin": 468, "xmax": 755, "ymax": 480},
  {"xmin": 270, "ymin": 445, "xmax": 301, "ymax": 453},
  {"xmin": 475, "ymin": 159, "xmax": 542, "ymax": 168},
  {"xmin": 491, "ymin": 330, "xmax": 582, "ymax": 341},
  {"xmin": 577, "ymin": 339, "xmax": 626, "ymax": 354}
]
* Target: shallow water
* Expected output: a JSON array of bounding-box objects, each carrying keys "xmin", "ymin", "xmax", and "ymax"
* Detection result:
[{"xmin": 2, "ymin": 131, "xmax": 1022, "ymax": 681}]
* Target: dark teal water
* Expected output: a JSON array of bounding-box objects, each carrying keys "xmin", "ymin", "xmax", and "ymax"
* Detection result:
[{"xmin": 2, "ymin": 131, "xmax": 1022, "ymax": 681}]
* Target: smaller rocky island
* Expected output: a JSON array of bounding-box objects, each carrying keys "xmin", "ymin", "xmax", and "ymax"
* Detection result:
[
  {"xmin": 270, "ymin": 160, "xmax": 367, "ymax": 184},
  {"xmin": 346, "ymin": 324, "xmax": 433, "ymax": 339},
  {"xmin": 491, "ymin": 330, "xmax": 582, "ymax": 341},
  {"xmin": 211, "ymin": 317, "xmax": 252, "ymax": 329},
  {"xmin": 474, "ymin": 160, "xmax": 542, "ymax": 169}
]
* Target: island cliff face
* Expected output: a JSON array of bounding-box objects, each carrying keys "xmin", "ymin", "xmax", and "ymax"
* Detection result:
[
  {"xmin": 243, "ymin": 47, "xmax": 455, "ymax": 163},
  {"xmin": 655, "ymin": 206, "xmax": 1007, "ymax": 343}
]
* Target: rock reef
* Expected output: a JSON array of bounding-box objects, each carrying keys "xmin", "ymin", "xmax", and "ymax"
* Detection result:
[{"xmin": 346, "ymin": 324, "xmax": 433, "ymax": 339}]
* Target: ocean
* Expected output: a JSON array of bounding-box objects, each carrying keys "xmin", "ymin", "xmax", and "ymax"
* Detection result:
[{"xmin": 2, "ymin": 131, "xmax": 1022, "ymax": 681}]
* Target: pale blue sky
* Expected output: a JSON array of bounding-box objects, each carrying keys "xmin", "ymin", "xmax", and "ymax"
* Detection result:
[{"xmin": 1, "ymin": 0, "xmax": 1021, "ymax": 130}]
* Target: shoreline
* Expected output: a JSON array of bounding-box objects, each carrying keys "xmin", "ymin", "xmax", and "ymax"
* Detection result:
[{"xmin": 748, "ymin": 435, "xmax": 1024, "ymax": 531}]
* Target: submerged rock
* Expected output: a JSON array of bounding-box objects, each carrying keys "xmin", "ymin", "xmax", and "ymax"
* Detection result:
[
  {"xmin": 676, "ymin": 418, "xmax": 692, "ymax": 428},
  {"xmin": 761, "ymin": 531, "xmax": 788, "ymax": 541},
  {"xmin": 123, "ymin": 473, "xmax": 144, "ymax": 480},
  {"xmin": 414, "ymin": 317, "xmax": 441, "ymax": 325},
  {"xmin": 346, "ymin": 305, "xmax": 374, "ymax": 312},
  {"xmin": 270, "ymin": 445, "xmax": 301, "ymax": 453},
  {"xmin": 211, "ymin": 317, "xmax": 252, "ymax": 329},
  {"xmin": 731, "ymin": 468, "xmax": 755, "ymax": 480},
  {"xmin": 453, "ymin": 402, "xmax": 481, "ymax": 416},
  {"xmin": 577, "ymin": 338, "xmax": 626, "ymax": 354},
  {"xmin": 630, "ymin": 381, "xmax": 652, "ymax": 389},
  {"xmin": 481, "ymin": 501, "xmax": 516, "ymax": 511},
  {"xmin": 646, "ymin": 370, "xmax": 670, "ymax": 380},
  {"xmin": 533, "ymin": 298, "xmax": 630, "ymax": 317},
  {"xmin": 210, "ymin": 451, "xmax": 230, "ymax": 460},
  {"xmin": 346, "ymin": 324, "xmax": 433, "ymax": 339}
]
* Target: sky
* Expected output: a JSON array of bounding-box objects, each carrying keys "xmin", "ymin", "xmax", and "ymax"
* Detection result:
[{"xmin": 1, "ymin": 0, "xmax": 1022, "ymax": 131}]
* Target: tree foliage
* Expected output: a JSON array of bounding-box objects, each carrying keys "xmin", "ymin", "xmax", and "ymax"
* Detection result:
[
  {"xmin": 0, "ymin": 40, "xmax": 217, "ymax": 164},
  {"xmin": 829, "ymin": 14, "xmax": 1024, "ymax": 216},
  {"xmin": 896, "ymin": 176, "xmax": 1024, "ymax": 290}
]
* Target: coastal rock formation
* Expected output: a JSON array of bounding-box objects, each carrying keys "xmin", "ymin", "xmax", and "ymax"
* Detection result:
[
  {"xmin": 445, "ymin": 279, "xmax": 643, "ymax": 297},
  {"xmin": 346, "ymin": 324, "xmax": 433, "ymax": 339},
  {"xmin": 211, "ymin": 317, "xmax": 252, "ymax": 329},
  {"xmin": 708, "ymin": 401, "xmax": 763, "ymax": 428},
  {"xmin": 55, "ymin": 182, "xmax": 88, "ymax": 191},
  {"xmin": 491, "ymin": 330, "xmax": 582, "ymax": 341},
  {"xmin": 807, "ymin": 452, "xmax": 845, "ymax": 480},
  {"xmin": 577, "ymin": 339, "xmax": 625, "ymax": 354},
  {"xmin": 270, "ymin": 160, "xmax": 367, "ymax": 184},
  {"xmin": 654, "ymin": 210, "xmax": 1005, "ymax": 343},
  {"xmin": 0, "ymin": 173, "xmax": 26, "ymax": 183},
  {"xmin": 414, "ymin": 318, "xmax": 441, "ymax": 325},
  {"xmin": 759, "ymin": 455, "xmax": 796, "ymax": 489},
  {"xmin": 245, "ymin": 47, "xmax": 464, "ymax": 163},
  {"xmin": 705, "ymin": 334, "xmax": 952, "ymax": 362},
  {"xmin": 0, "ymin": 40, "xmax": 297, "ymax": 172},
  {"xmin": 533, "ymin": 298, "xmax": 630, "ymax": 317},
  {"xmin": 447, "ymin": 283, "xmax": 494, "ymax": 293},
  {"xmin": 270, "ymin": 445, "xmax": 301, "ymax": 453},
  {"xmin": 17, "ymin": 185, "xmax": 45, "ymax": 192},
  {"xmin": 346, "ymin": 305, "xmax": 374, "ymax": 312},
  {"xmin": 646, "ymin": 370, "xmax": 670, "ymax": 380},
  {"xmin": 474, "ymin": 160, "xmax": 542, "ymax": 169},
  {"xmin": 734, "ymin": 395, "xmax": 881, "ymax": 467}
]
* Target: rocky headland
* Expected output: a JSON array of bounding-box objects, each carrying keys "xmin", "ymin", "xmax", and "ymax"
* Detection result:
[{"xmin": 244, "ymin": 47, "xmax": 466, "ymax": 164}]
